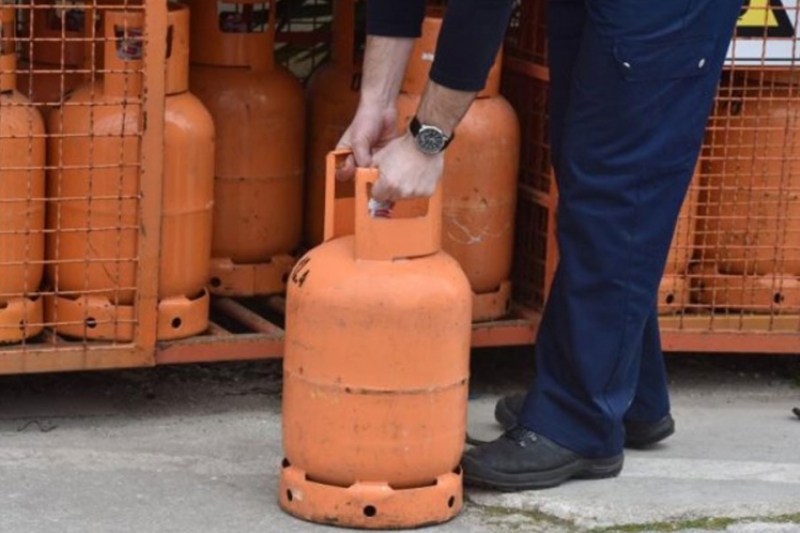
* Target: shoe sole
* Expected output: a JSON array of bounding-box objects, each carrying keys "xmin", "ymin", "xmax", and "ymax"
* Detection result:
[
  {"xmin": 494, "ymin": 396, "xmax": 675, "ymax": 449},
  {"xmin": 625, "ymin": 416, "xmax": 675, "ymax": 449},
  {"xmin": 462, "ymin": 453, "xmax": 624, "ymax": 492}
]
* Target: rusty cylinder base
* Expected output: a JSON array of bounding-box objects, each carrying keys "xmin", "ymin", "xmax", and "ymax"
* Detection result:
[
  {"xmin": 472, "ymin": 280, "xmax": 512, "ymax": 323},
  {"xmin": 156, "ymin": 289, "xmax": 210, "ymax": 341},
  {"xmin": 45, "ymin": 289, "xmax": 209, "ymax": 342},
  {"xmin": 658, "ymin": 274, "xmax": 690, "ymax": 315},
  {"xmin": 692, "ymin": 263, "xmax": 800, "ymax": 314},
  {"xmin": 208, "ymin": 255, "xmax": 297, "ymax": 296},
  {"xmin": 0, "ymin": 297, "xmax": 44, "ymax": 344},
  {"xmin": 279, "ymin": 462, "xmax": 463, "ymax": 530}
]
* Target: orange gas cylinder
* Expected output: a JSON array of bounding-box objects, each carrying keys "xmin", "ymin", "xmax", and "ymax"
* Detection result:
[
  {"xmin": 396, "ymin": 14, "xmax": 519, "ymax": 322},
  {"xmin": 0, "ymin": 8, "xmax": 46, "ymax": 343},
  {"xmin": 280, "ymin": 150, "xmax": 471, "ymax": 529},
  {"xmin": 157, "ymin": 1, "xmax": 215, "ymax": 340},
  {"xmin": 695, "ymin": 72, "xmax": 800, "ymax": 312},
  {"xmin": 658, "ymin": 165, "xmax": 700, "ymax": 314},
  {"xmin": 15, "ymin": 0, "xmax": 115, "ymax": 107},
  {"xmin": 304, "ymin": 0, "xmax": 364, "ymax": 246},
  {"xmin": 188, "ymin": 0, "xmax": 305, "ymax": 296},
  {"xmin": 44, "ymin": 9, "xmax": 144, "ymax": 340}
]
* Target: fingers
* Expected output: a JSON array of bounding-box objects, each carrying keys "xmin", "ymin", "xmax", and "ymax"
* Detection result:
[
  {"xmin": 335, "ymin": 152, "xmax": 355, "ymax": 182},
  {"xmin": 335, "ymin": 132, "xmax": 373, "ymax": 181}
]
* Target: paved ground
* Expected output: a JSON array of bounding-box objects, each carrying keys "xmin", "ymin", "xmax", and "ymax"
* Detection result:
[{"xmin": 1, "ymin": 348, "xmax": 799, "ymax": 532}]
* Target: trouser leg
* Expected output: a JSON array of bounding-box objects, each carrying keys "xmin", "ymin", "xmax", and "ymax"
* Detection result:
[{"xmin": 518, "ymin": 0, "xmax": 743, "ymax": 457}]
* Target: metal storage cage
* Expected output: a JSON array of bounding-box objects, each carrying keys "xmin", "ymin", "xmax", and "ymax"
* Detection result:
[
  {"xmin": 1, "ymin": 0, "xmax": 161, "ymax": 374},
  {"xmin": 0, "ymin": 0, "xmax": 533, "ymax": 376},
  {"xmin": 501, "ymin": 0, "xmax": 800, "ymax": 354},
  {"xmin": 2, "ymin": 0, "xmax": 799, "ymax": 377}
]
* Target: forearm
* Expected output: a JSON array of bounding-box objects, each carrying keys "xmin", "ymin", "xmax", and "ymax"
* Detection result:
[
  {"xmin": 358, "ymin": 36, "xmax": 416, "ymax": 109},
  {"xmin": 412, "ymin": 0, "xmax": 516, "ymax": 136},
  {"xmin": 415, "ymin": 81, "xmax": 476, "ymax": 138},
  {"xmin": 359, "ymin": 0, "xmax": 426, "ymax": 109}
]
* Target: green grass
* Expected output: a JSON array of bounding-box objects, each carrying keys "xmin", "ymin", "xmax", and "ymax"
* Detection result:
[
  {"xmin": 590, "ymin": 513, "xmax": 800, "ymax": 532},
  {"xmin": 466, "ymin": 497, "xmax": 800, "ymax": 533}
]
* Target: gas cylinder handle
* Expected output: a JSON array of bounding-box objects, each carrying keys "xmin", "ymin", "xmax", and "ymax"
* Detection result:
[
  {"xmin": 354, "ymin": 167, "xmax": 442, "ymax": 262},
  {"xmin": 323, "ymin": 149, "xmax": 357, "ymax": 242},
  {"xmin": 323, "ymin": 149, "xmax": 443, "ymax": 261}
]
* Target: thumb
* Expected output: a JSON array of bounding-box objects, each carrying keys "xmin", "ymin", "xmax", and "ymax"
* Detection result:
[
  {"xmin": 370, "ymin": 172, "xmax": 393, "ymax": 203},
  {"xmin": 351, "ymin": 135, "xmax": 372, "ymax": 169}
]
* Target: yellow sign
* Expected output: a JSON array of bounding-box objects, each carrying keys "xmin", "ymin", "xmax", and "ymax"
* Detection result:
[{"xmin": 736, "ymin": 0, "xmax": 795, "ymax": 38}]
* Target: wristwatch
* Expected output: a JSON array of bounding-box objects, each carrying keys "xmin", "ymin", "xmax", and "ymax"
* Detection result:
[{"xmin": 409, "ymin": 116, "xmax": 454, "ymax": 155}]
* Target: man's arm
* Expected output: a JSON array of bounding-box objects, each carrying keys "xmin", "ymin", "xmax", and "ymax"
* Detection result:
[
  {"xmin": 335, "ymin": 0, "xmax": 426, "ymax": 180},
  {"xmin": 369, "ymin": 0, "xmax": 516, "ymax": 202},
  {"xmin": 338, "ymin": 0, "xmax": 516, "ymax": 200},
  {"xmin": 414, "ymin": 0, "xmax": 517, "ymax": 137},
  {"xmin": 359, "ymin": 0, "xmax": 427, "ymax": 109}
]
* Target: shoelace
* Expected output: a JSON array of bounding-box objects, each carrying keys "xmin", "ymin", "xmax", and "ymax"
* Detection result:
[
  {"xmin": 464, "ymin": 425, "xmax": 540, "ymax": 448},
  {"xmin": 506, "ymin": 425, "xmax": 539, "ymax": 447}
]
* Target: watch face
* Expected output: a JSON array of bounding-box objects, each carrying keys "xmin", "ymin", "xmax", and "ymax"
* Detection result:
[{"xmin": 416, "ymin": 126, "xmax": 446, "ymax": 154}]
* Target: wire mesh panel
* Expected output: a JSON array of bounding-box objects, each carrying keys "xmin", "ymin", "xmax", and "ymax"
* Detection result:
[
  {"xmin": 0, "ymin": 0, "xmax": 164, "ymax": 372},
  {"xmin": 657, "ymin": 3, "xmax": 800, "ymax": 341},
  {"xmin": 684, "ymin": 70, "xmax": 800, "ymax": 331},
  {"xmin": 502, "ymin": 0, "xmax": 800, "ymax": 351},
  {"xmin": 504, "ymin": 0, "xmax": 546, "ymax": 66},
  {"xmin": 501, "ymin": 68, "xmax": 555, "ymax": 311}
]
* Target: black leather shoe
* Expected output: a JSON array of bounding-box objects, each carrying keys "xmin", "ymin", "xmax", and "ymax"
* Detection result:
[
  {"xmin": 462, "ymin": 426, "xmax": 624, "ymax": 491},
  {"xmin": 495, "ymin": 392, "xmax": 675, "ymax": 449}
]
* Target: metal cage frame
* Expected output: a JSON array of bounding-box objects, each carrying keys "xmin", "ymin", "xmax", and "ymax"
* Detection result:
[{"xmin": 5, "ymin": 0, "xmax": 800, "ymax": 377}]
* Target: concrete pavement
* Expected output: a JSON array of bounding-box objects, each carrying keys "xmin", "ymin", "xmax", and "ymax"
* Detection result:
[{"xmin": 1, "ymin": 351, "xmax": 799, "ymax": 532}]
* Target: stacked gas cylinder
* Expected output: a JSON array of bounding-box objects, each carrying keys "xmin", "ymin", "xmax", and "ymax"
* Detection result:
[
  {"xmin": 692, "ymin": 70, "xmax": 800, "ymax": 314},
  {"xmin": 1, "ymin": 0, "xmax": 218, "ymax": 343},
  {"xmin": 190, "ymin": 0, "xmax": 305, "ymax": 297},
  {"xmin": 5, "ymin": 0, "xmax": 799, "ymax": 345},
  {"xmin": 1, "ymin": 0, "xmax": 309, "ymax": 344},
  {"xmin": 0, "ymin": 6, "xmax": 45, "ymax": 344},
  {"xmin": 306, "ymin": 5, "xmax": 522, "ymax": 322}
]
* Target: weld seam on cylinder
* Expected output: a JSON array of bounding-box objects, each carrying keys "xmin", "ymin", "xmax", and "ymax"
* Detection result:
[{"xmin": 284, "ymin": 372, "xmax": 468, "ymax": 395}]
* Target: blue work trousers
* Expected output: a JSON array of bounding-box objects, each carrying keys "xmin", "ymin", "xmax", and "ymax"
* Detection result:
[{"xmin": 518, "ymin": 0, "xmax": 744, "ymax": 457}]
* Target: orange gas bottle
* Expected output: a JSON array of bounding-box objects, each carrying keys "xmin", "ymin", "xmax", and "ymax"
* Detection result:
[
  {"xmin": 695, "ymin": 72, "xmax": 800, "ymax": 312},
  {"xmin": 15, "ymin": 0, "xmax": 113, "ymax": 107},
  {"xmin": 658, "ymin": 165, "xmax": 700, "ymax": 314},
  {"xmin": 304, "ymin": 0, "xmax": 364, "ymax": 246},
  {"xmin": 396, "ymin": 14, "xmax": 520, "ymax": 322},
  {"xmin": 0, "ymin": 8, "xmax": 46, "ymax": 343},
  {"xmin": 280, "ymin": 150, "xmax": 472, "ymax": 529},
  {"xmin": 157, "ymin": 1, "xmax": 215, "ymax": 340},
  {"xmin": 45, "ymin": 9, "xmax": 144, "ymax": 340},
  {"xmin": 189, "ymin": 0, "xmax": 305, "ymax": 296}
]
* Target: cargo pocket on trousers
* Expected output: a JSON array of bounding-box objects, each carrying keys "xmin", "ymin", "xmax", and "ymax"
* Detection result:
[{"xmin": 612, "ymin": 35, "xmax": 718, "ymax": 82}]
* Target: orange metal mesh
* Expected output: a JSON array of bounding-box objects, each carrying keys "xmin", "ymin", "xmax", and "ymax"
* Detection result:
[
  {"xmin": 503, "ymin": 0, "xmax": 800, "ymax": 341},
  {"xmin": 680, "ymin": 66, "xmax": 800, "ymax": 333},
  {"xmin": 501, "ymin": 68, "xmax": 555, "ymax": 311},
  {"xmin": 1, "ymin": 1, "xmax": 146, "ymax": 349}
]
